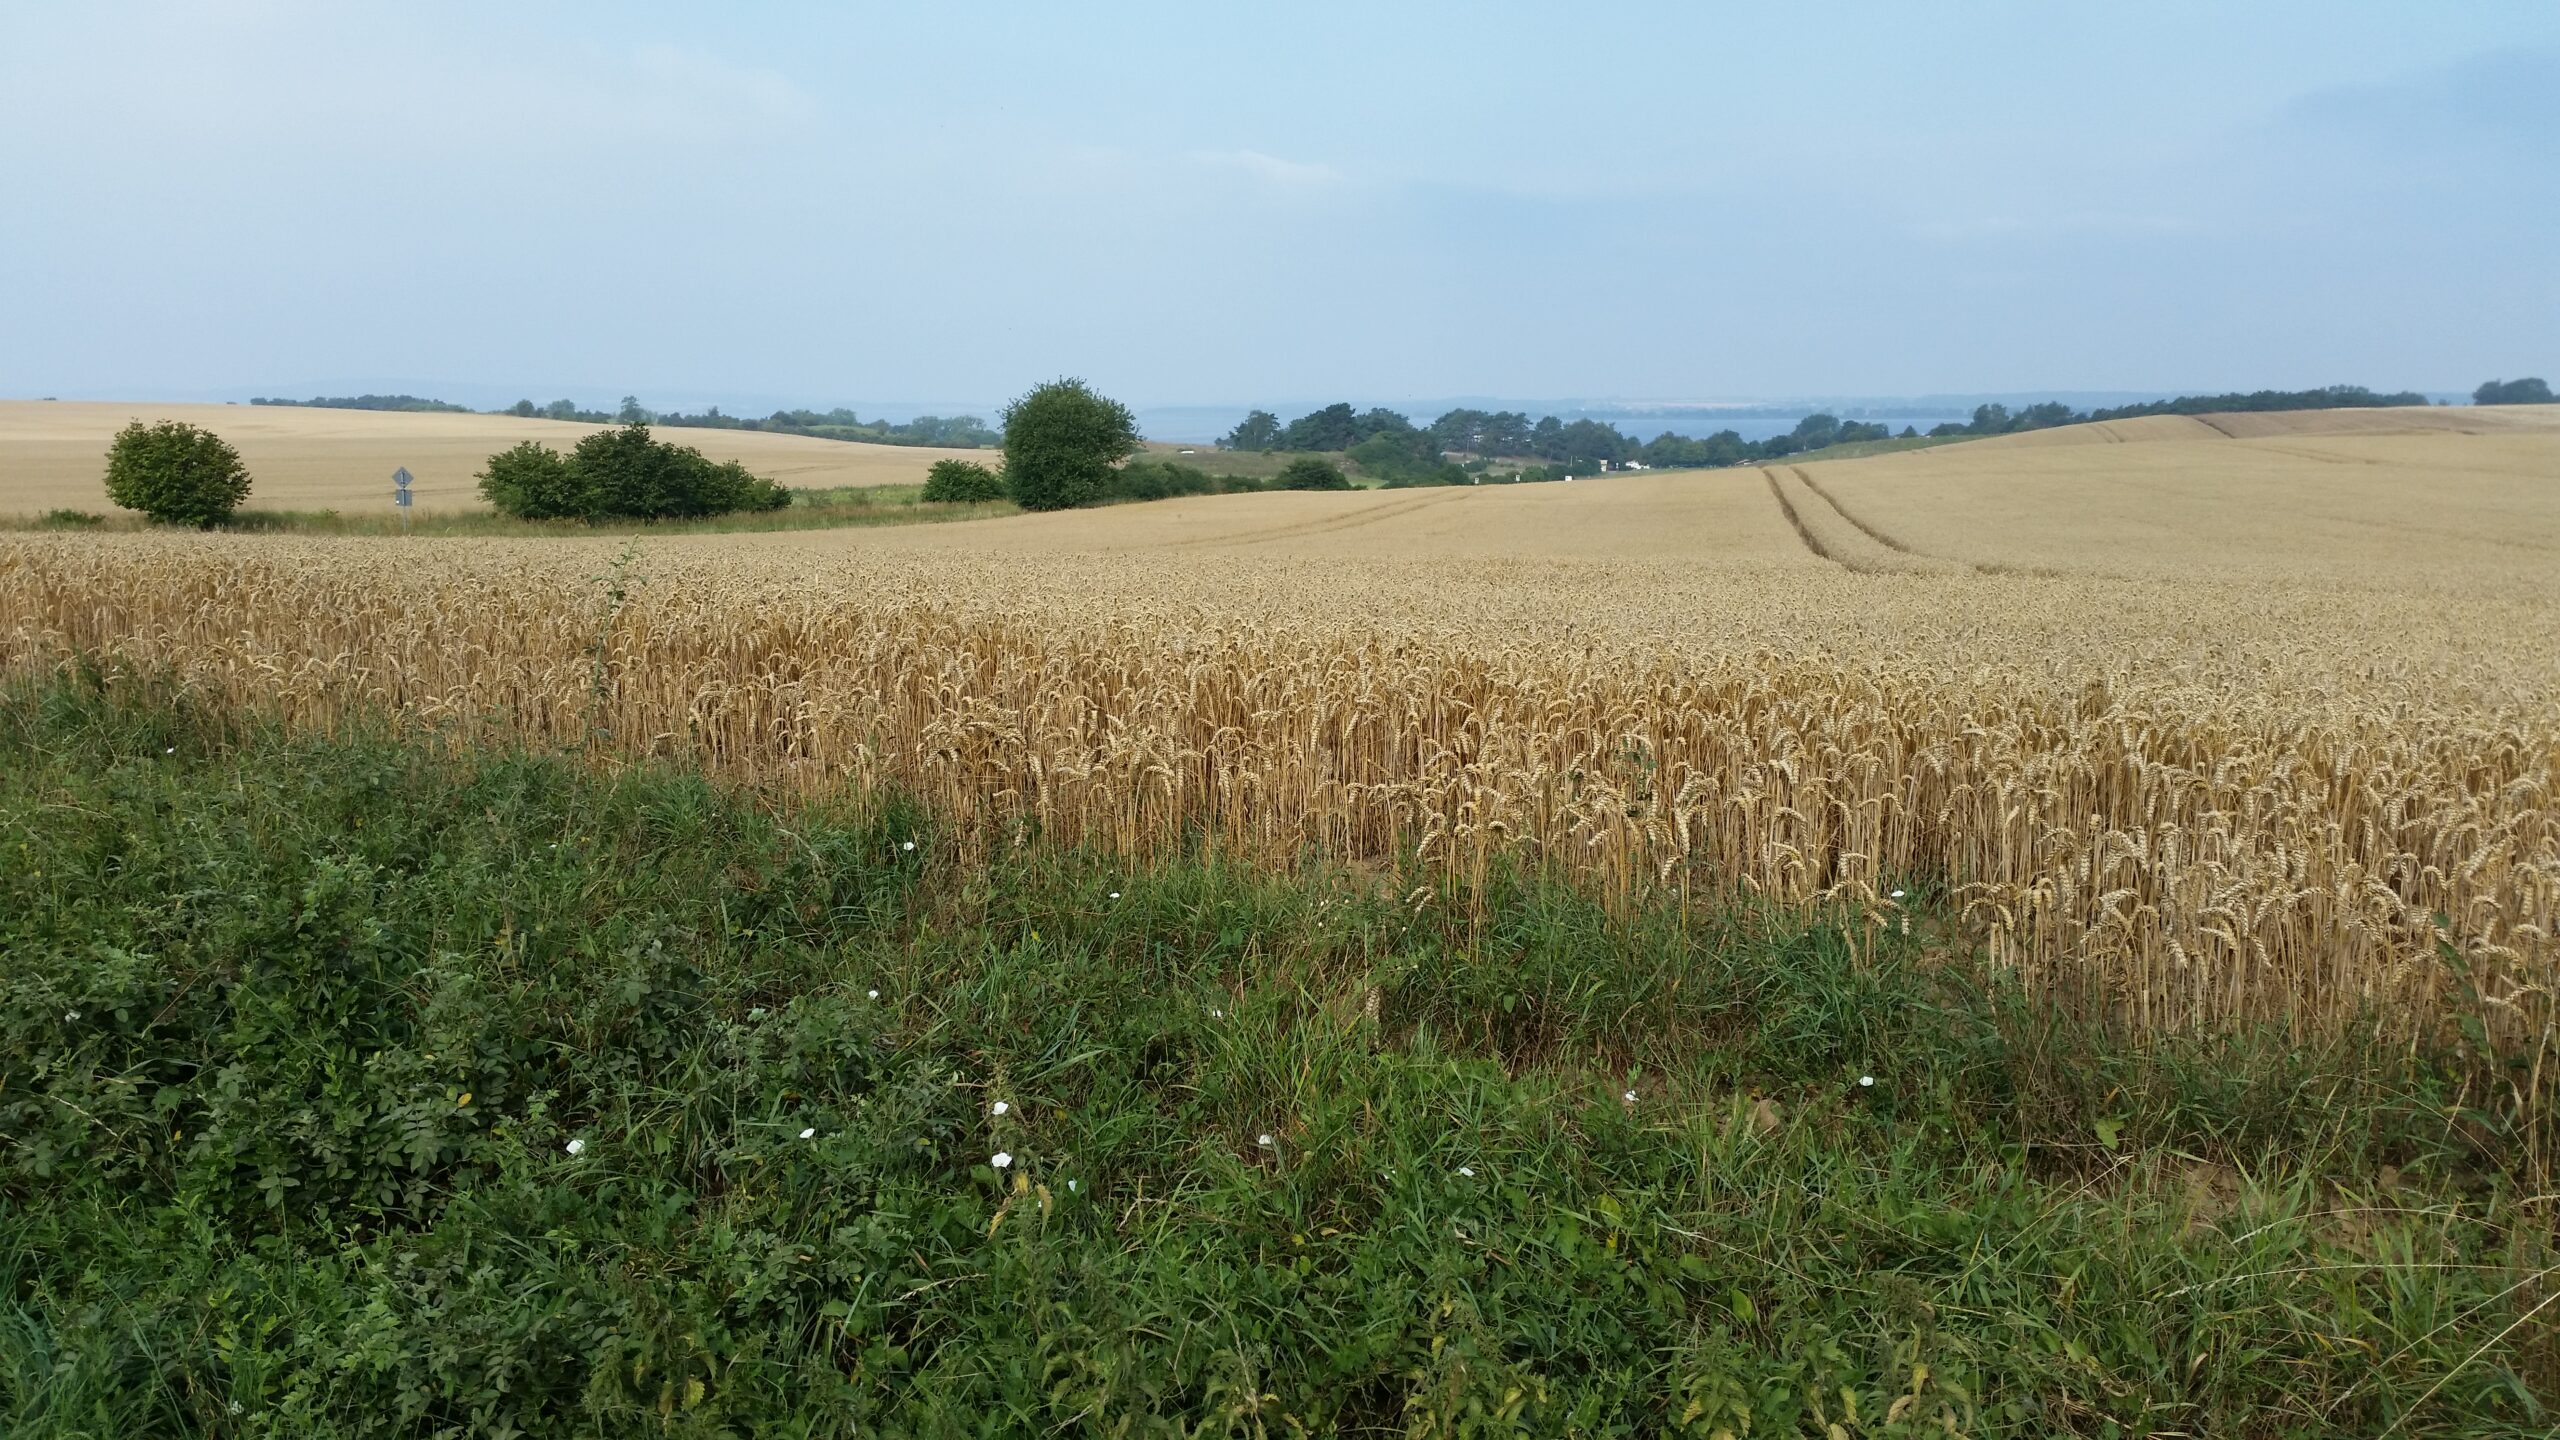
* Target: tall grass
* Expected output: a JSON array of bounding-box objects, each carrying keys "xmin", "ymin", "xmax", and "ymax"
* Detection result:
[{"xmin": 1, "ymin": 673, "xmax": 2551, "ymax": 1436}]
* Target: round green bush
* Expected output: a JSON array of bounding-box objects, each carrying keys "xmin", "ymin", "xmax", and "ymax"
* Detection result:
[
  {"xmin": 1001, "ymin": 379, "xmax": 1140, "ymax": 511},
  {"xmin": 921, "ymin": 458, "xmax": 1005, "ymax": 503},
  {"xmin": 102, "ymin": 420, "xmax": 252, "ymax": 527}
]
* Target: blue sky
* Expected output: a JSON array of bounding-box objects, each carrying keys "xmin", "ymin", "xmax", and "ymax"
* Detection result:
[{"xmin": 1, "ymin": 1, "xmax": 2552, "ymax": 411}]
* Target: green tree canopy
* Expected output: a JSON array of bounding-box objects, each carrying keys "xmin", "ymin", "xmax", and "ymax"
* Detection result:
[
  {"xmin": 102, "ymin": 420, "xmax": 252, "ymax": 527},
  {"xmin": 1221, "ymin": 410, "xmax": 1283, "ymax": 451},
  {"xmin": 2475, "ymin": 377, "xmax": 2553, "ymax": 406},
  {"xmin": 1001, "ymin": 379, "xmax": 1141, "ymax": 511}
]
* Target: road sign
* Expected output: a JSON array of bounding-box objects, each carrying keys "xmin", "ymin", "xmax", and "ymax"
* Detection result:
[
  {"xmin": 394, "ymin": 489, "xmax": 413, "ymax": 507},
  {"xmin": 393, "ymin": 466, "xmax": 412, "ymax": 491}
]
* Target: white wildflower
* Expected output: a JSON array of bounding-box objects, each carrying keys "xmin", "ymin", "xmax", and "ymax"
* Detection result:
[
  {"xmin": 1456, "ymin": 1165, "xmax": 1475, "ymax": 1178},
  {"xmin": 799, "ymin": 1127, "xmax": 816, "ymax": 1140},
  {"xmin": 1257, "ymin": 1133, "xmax": 1275, "ymax": 1148},
  {"xmin": 748, "ymin": 1006, "xmax": 768, "ymax": 1020},
  {"xmin": 1858, "ymin": 1075, "xmax": 1875, "ymax": 1088},
  {"xmin": 164, "ymin": 747, "xmax": 174, "ymax": 755},
  {"xmin": 565, "ymin": 1138, "xmax": 586, "ymax": 1156},
  {"xmin": 65, "ymin": 1010, "xmax": 80, "ymax": 1022},
  {"xmin": 1066, "ymin": 1178, "xmax": 1079, "ymax": 1192},
  {"xmin": 1889, "ymin": 889, "xmax": 1906, "ymax": 900},
  {"xmin": 901, "ymin": 840, "xmax": 916, "ymax": 852},
  {"xmin": 1108, "ymin": 891, "xmax": 1121, "ymax": 900},
  {"xmin": 867, "ymin": 989, "xmax": 880, "ymax": 1000},
  {"xmin": 990, "ymin": 1151, "xmax": 1012, "ymax": 1169},
  {"xmin": 991, "ymin": 1101, "xmax": 1009, "ymax": 1116},
  {"xmin": 1623, "ymin": 1090, "xmax": 1638, "ymax": 1103}
]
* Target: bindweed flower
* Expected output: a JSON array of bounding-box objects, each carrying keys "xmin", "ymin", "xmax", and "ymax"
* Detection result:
[
  {"xmin": 164, "ymin": 747, "xmax": 174, "ymax": 755},
  {"xmin": 867, "ymin": 989, "xmax": 880, "ymax": 1000},
  {"xmin": 1859, "ymin": 1075, "xmax": 1875, "ymax": 1088},
  {"xmin": 799, "ymin": 1127, "xmax": 817, "ymax": 1140},
  {"xmin": 1456, "ymin": 1166, "xmax": 1475, "ymax": 1178},
  {"xmin": 1257, "ymin": 1134, "xmax": 1275, "ymax": 1148},
  {"xmin": 1209, "ymin": 1007, "xmax": 1224, "ymax": 1019},
  {"xmin": 565, "ymin": 1138, "xmax": 586, "ymax": 1156},
  {"xmin": 1889, "ymin": 889, "xmax": 1906, "ymax": 900},
  {"xmin": 901, "ymin": 840, "xmax": 916, "ymax": 852},
  {"xmin": 64, "ymin": 1010, "xmax": 79, "ymax": 1022},
  {"xmin": 1623, "ymin": 1090, "xmax": 1638, "ymax": 1104},
  {"xmin": 990, "ymin": 1151, "xmax": 1012, "ymax": 1169},
  {"xmin": 991, "ymin": 1101, "xmax": 1009, "ymax": 1116},
  {"xmin": 1066, "ymin": 1178, "xmax": 1079, "ymax": 1192}
]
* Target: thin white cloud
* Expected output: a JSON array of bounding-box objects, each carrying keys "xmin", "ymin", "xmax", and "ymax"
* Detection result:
[
  {"xmin": 1906, "ymin": 212, "xmax": 2202, "ymax": 244},
  {"xmin": 1194, "ymin": 149, "xmax": 1344, "ymax": 187}
]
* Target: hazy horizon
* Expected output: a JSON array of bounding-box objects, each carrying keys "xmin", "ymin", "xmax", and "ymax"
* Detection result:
[{"xmin": 4, "ymin": 2, "xmax": 2553, "ymax": 408}]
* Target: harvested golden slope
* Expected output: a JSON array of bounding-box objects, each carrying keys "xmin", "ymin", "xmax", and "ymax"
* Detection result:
[
  {"xmin": 0, "ymin": 401, "xmax": 988, "ymax": 514},
  {"xmin": 1802, "ymin": 413, "xmax": 2560, "ymax": 593}
]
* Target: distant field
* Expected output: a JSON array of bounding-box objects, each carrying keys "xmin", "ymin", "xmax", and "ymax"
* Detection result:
[{"xmin": 0, "ymin": 401, "xmax": 991, "ymax": 515}]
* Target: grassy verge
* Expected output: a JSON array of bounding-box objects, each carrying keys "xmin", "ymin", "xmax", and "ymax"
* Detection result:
[
  {"xmin": 1, "ymin": 673, "xmax": 2551, "ymax": 1437},
  {"xmin": 1785, "ymin": 434, "xmax": 1977, "ymax": 465},
  {"xmin": 8, "ymin": 488, "xmax": 1014, "ymax": 538}
]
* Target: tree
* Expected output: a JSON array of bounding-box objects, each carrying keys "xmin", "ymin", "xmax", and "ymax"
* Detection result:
[
  {"xmin": 922, "ymin": 458, "xmax": 1005, "ymax": 502},
  {"xmin": 1222, "ymin": 410, "xmax": 1283, "ymax": 451},
  {"xmin": 1281, "ymin": 403, "xmax": 1360, "ymax": 451},
  {"xmin": 1001, "ymin": 378, "xmax": 1141, "ymax": 511},
  {"xmin": 507, "ymin": 399, "xmax": 538, "ymax": 418},
  {"xmin": 1276, "ymin": 457, "xmax": 1352, "ymax": 491},
  {"xmin": 617, "ymin": 395, "xmax": 652, "ymax": 425},
  {"xmin": 102, "ymin": 420, "xmax": 252, "ymax": 527},
  {"xmin": 2475, "ymin": 377, "xmax": 2553, "ymax": 406}
]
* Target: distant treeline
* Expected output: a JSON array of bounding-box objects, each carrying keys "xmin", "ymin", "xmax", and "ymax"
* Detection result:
[
  {"xmin": 1222, "ymin": 383, "xmax": 2458, "ymax": 481},
  {"xmin": 249, "ymin": 394, "xmax": 473, "ymax": 413},
  {"xmin": 2474, "ymin": 377, "xmax": 2552, "ymax": 406},
  {"xmin": 494, "ymin": 396, "xmax": 999, "ymax": 448}
]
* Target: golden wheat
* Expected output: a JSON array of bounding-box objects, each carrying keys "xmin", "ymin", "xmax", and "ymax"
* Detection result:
[{"xmin": 4, "ymin": 410, "xmax": 2556, "ymax": 1152}]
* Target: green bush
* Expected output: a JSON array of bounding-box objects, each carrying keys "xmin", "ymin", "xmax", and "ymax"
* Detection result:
[
  {"xmin": 1102, "ymin": 459, "xmax": 1220, "ymax": 501},
  {"xmin": 37, "ymin": 508, "xmax": 105, "ymax": 529},
  {"xmin": 476, "ymin": 424, "xmax": 789, "ymax": 522},
  {"xmin": 920, "ymin": 458, "xmax": 1004, "ymax": 503},
  {"xmin": 1276, "ymin": 456, "xmax": 1353, "ymax": 491},
  {"xmin": 1001, "ymin": 378, "xmax": 1141, "ymax": 511},
  {"xmin": 101, "ymin": 420, "xmax": 252, "ymax": 527},
  {"xmin": 475, "ymin": 441, "xmax": 584, "ymax": 520}
]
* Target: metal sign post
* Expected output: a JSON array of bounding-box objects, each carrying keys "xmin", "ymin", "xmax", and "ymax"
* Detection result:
[{"xmin": 393, "ymin": 467, "xmax": 413, "ymax": 532}]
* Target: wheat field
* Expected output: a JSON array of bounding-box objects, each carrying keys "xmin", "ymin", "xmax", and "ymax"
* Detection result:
[
  {"xmin": 6, "ymin": 404, "xmax": 2557, "ymax": 1132},
  {"xmin": 0, "ymin": 401, "xmax": 988, "ymax": 514}
]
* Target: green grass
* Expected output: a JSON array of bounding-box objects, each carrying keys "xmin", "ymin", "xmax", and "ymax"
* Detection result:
[
  {"xmin": 0, "ymin": 672, "xmax": 2552, "ymax": 1437},
  {"xmin": 1785, "ymin": 434, "xmax": 1978, "ymax": 465},
  {"xmin": 5, "ymin": 488, "xmax": 1015, "ymax": 538}
]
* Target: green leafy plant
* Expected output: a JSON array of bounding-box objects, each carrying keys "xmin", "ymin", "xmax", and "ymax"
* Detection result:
[
  {"xmin": 920, "ymin": 458, "xmax": 1004, "ymax": 503},
  {"xmin": 1000, "ymin": 378, "xmax": 1141, "ymax": 511},
  {"xmin": 476, "ymin": 424, "xmax": 788, "ymax": 522},
  {"xmin": 101, "ymin": 420, "xmax": 252, "ymax": 527},
  {"xmin": 1276, "ymin": 456, "xmax": 1353, "ymax": 491}
]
